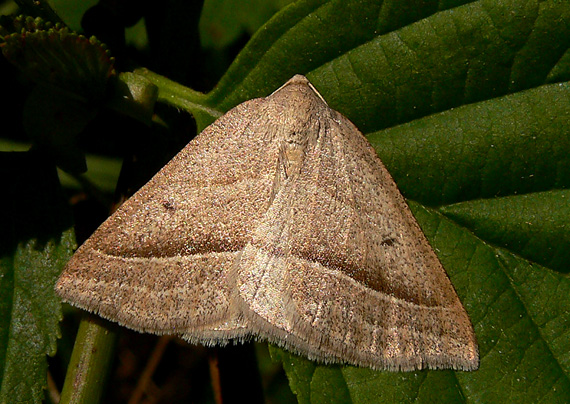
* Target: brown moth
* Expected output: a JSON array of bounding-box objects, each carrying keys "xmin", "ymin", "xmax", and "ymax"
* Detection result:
[{"xmin": 56, "ymin": 75, "xmax": 478, "ymax": 371}]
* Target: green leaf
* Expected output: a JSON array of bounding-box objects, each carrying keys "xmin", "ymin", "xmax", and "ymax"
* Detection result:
[
  {"xmin": 369, "ymin": 82, "xmax": 570, "ymax": 204},
  {"xmin": 270, "ymin": 202, "xmax": 570, "ymax": 403},
  {"xmin": 161, "ymin": 0, "xmax": 567, "ymax": 402},
  {"xmin": 0, "ymin": 152, "xmax": 75, "ymax": 404},
  {"xmin": 39, "ymin": 0, "xmax": 569, "ymax": 401},
  {"xmin": 203, "ymin": 0, "xmax": 570, "ymax": 132},
  {"xmin": 441, "ymin": 190, "xmax": 570, "ymax": 274}
]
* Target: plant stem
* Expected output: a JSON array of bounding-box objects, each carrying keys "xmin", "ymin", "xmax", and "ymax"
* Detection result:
[
  {"xmin": 58, "ymin": 314, "xmax": 118, "ymax": 404},
  {"xmin": 133, "ymin": 68, "xmax": 222, "ymax": 120}
]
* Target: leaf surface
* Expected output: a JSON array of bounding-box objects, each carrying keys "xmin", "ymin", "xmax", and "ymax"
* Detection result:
[
  {"xmin": 0, "ymin": 153, "xmax": 75, "ymax": 404},
  {"xmin": 196, "ymin": 0, "xmax": 570, "ymax": 402}
]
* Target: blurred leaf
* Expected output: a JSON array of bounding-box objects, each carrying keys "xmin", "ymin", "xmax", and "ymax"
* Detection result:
[
  {"xmin": 0, "ymin": 152, "xmax": 75, "ymax": 404},
  {"xmin": 0, "ymin": 138, "xmax": 122, "ymax": 195},
  {"xmin": 11, "ymin": 0, "xmax": 63, "ymax": 24},
  {"xmin": 0, "ymin": 15, "xmax": 118, "ymax": 172},
  {"xmin": 48, "ymin": 0, "xmax": 99, "ymax": 32},
  {"xmin": 0, "ymin": 15, "xmax": 115, "ymax": 102},
  {"xmin": 22, "ymin": 85, "xmax": 97, "ymax": 172},
  {"xmin": 199, "ymin": 0, "xmax": 295, "ymax": 49}
]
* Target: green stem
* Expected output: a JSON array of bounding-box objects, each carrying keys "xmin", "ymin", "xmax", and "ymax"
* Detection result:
[
  {"xmin": 58, "ymin": 314, "xmax": 118, "ymax": 404},
  {"xmin": 134, "ymin": 68, "xmax": 223, "ymax": 119}
]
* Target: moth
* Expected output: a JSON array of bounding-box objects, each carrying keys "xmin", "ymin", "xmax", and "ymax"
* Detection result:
[{"xmin": 56, "ymin": 75, "xmax": 479, "ymax": 371}]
